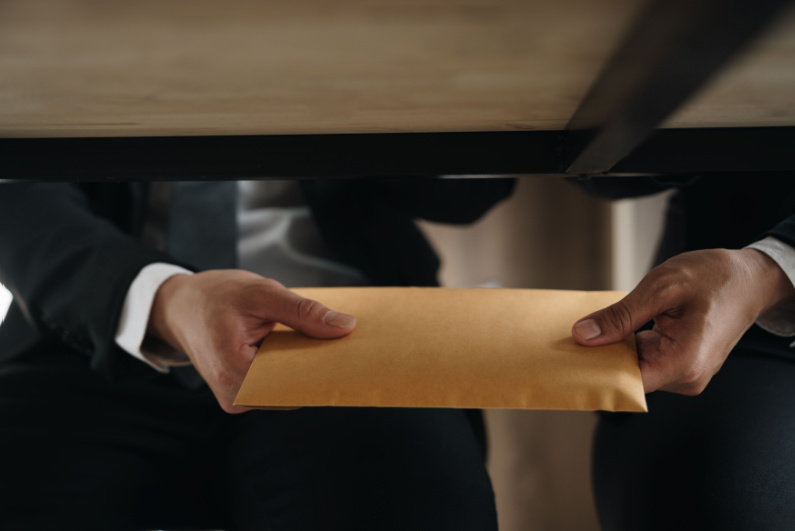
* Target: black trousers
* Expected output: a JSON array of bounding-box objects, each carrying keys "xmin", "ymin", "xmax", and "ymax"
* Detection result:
[
  {"xmin": 0, "ymin": 347, "xmax": 496, "ymax": 531},
  {"xmin": 593, "ymin": 350, "xmax": 795, "ymax": 531}
]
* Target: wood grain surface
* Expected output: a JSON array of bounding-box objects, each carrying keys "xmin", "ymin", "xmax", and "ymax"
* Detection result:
[
  {"xmin": 666, "ymin": 3, "xmax": 795, "ymax": 128},
  {"xmin": 0, "ymin": 0, "xmax": 640, "ymax": 137},
  {"xmin": 1, "ymin": 0, "xmax": 792, "ymax": 138}
]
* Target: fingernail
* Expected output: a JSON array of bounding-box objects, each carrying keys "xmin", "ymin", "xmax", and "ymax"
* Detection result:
[
  {"xmin": 575, "ymin": 319, "xmax": 601, "ymax": 340},
  {"xmin": 324, "ymin": 311, "xmax": 356, "ymax": 329}
]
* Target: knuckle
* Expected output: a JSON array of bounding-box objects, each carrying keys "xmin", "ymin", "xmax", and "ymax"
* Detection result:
[
  {"xmin": 219, "ymin": 402, "xmax": 241, "ymax": 414},
  {"xmin": 679, "ymin": 380, "xmax": 709, "ymax": 396},
  {"xmin": 653, "ymin": 277, "xmax": 679, "ymax": 299},
  {"xmin": 602, "ymin": 301, "xmax": 634, "ymax": 334},
  {"xmin": 260, "ymin": 277, "xmax": 285, "ymax": 292},
  {"xmin": 213, "ymin": 368, "xmax": 237, "ymax": 390},
  {"xmin": 674, "ymin": 264, "xmax": 698, "ymax": 285},
  {"xmin": 677, "ymin": 366, "xmax": 710, "ymax": 396},
  {"xmin": 679, "ymin": 366, "xmax": 701, "ymax": 386},
  {"xmin": 646, "ymin": 273, "xmax": 684, "ymax": 304},
  {"xmin": 295, "ymin": 297, "xmax": 322, "ymax": 320}
]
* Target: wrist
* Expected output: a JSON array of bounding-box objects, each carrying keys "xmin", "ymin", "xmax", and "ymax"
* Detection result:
[
  {"xmin": 740, "ymin": 248, "xmax": 795, "ymax": 315},
  {"xmin": 147, "ymin": 273, "xmax": 192, "ymax": 353}
]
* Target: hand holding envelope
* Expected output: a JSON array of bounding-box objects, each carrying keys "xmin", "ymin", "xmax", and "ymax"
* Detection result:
[{"xmin": 236, "ymin": 287, "xmax": 646, "ymax": 412}]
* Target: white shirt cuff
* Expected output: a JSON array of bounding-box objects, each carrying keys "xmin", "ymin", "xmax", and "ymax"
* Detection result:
[
  {"xmin": 114, "ymin": 263, "xmax": 193, "ymax": 372},
  {"xmin": 745, "ymin": 236, "xmax": 795, "ymax": 341}
]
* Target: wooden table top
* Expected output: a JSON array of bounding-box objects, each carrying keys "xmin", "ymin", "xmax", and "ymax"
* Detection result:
[{"xmin": 1, "ymin": 0, "xmax": 793, "ymax": 139}]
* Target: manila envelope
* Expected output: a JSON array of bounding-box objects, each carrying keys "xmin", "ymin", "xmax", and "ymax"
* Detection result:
[{"xmin": 235, "ymin": 287, "xmax": 647, "ymax": 412}]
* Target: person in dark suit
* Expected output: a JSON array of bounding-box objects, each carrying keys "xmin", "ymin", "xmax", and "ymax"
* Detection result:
[
  {"xmin": 0, "ymin": 179, "xmax": 513, "ymax": 530},
  {"xmin": 572, "ymin": 175, "xmax": 795, "ymax": 531}
]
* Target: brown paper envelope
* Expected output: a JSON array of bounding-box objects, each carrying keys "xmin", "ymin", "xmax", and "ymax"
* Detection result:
[{"xmin": 235, "ymin": 287, "xmax": 647, "ymax": 412}]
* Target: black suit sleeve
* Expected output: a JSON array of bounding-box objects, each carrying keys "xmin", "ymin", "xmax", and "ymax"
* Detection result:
[
  {"xmin": 766, "ymin": 217, "xmax": 795, "ymax": 249},
  {"xmin": 0, "ymin": 183, "xmax": 177, "ymax": 380}
]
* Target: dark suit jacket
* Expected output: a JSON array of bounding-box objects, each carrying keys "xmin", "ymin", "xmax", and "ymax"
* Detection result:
[{"xmin": 0, "ymin": 179, "xmax": 514, "ymax": 382}]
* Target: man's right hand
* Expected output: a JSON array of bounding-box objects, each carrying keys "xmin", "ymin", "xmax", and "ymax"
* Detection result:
[
  {"xmin": 146, "ymin": 270, "xmax": 356, "ymax": 413},
  {"xmin": 572, "ymin": 248, "xmax": 795, "ymax": 395}
]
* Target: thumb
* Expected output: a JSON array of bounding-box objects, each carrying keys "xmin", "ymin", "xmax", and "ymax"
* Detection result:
[
  {"xmin": 262, "ymin": 285, "xmax": 357, "ymax": 339},
  {"xmin": 572, "ymin": 292, "xmax": 658, "ymax": 347}
]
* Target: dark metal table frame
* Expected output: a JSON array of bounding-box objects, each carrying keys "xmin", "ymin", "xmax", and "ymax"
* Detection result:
[{"xmin": 2, "ymin": 0, "xmax": 794, "ymax": 181}]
